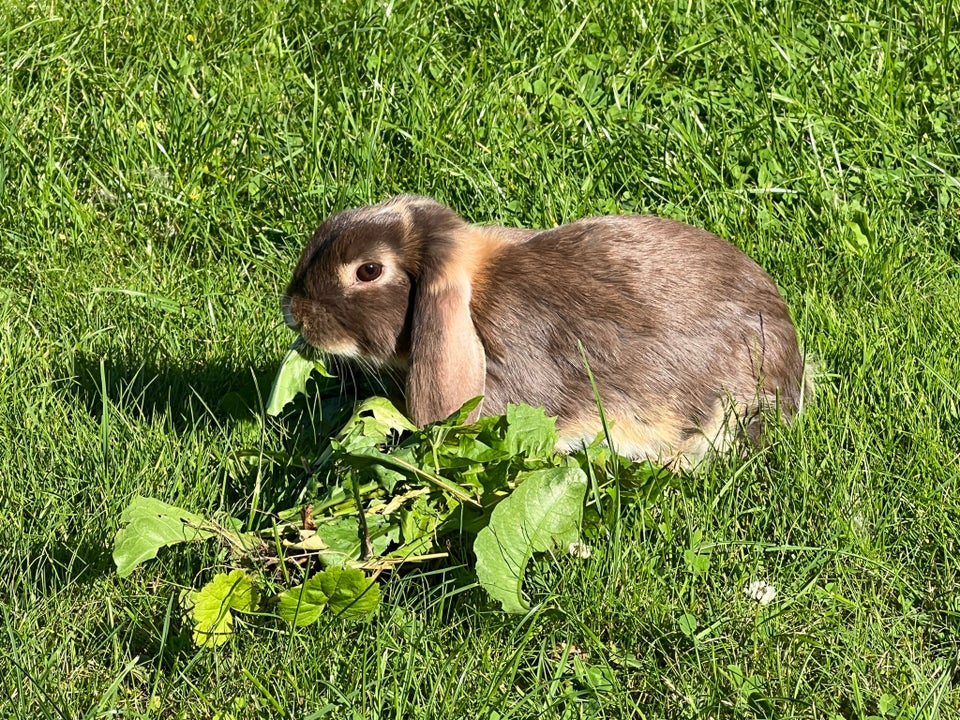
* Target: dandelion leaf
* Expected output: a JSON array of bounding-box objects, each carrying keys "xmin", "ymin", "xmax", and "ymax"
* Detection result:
[
  {"xmin": 266, "ymin": 338, "xmax": 333, "ymax": 416},
  {"xmin": 501, "ymin": 403, "xmax": 560, "ymax": 458},
  {"xmin": 474, "ymin": 467, "xmax": 587, "ymax": 614},
  {"xmin": 113, "ymin": 496, "xmax": 219, "ymax": 578}
]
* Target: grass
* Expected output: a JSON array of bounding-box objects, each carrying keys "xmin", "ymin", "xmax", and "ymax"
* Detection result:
[{"xmin": 2, "ymin": 0, "xmax": 959, "ymax": 717}]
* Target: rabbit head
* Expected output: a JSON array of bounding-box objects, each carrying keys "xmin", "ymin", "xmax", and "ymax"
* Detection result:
[{"xmin": 282, "ymin": 195, "xmax": 488, "ymax": 424}]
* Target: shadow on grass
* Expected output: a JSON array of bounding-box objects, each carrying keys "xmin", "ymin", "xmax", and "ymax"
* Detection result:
[
  {"xmin": 66, "ymin": 352, "xmax": 275, "ymax": 431},
  {"xmin": 61, "ymin": 351, "xmax": 398, "ymax": 513}
]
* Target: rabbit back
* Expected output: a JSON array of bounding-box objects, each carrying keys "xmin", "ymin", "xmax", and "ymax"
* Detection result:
[{"xmin": 468, "ymin": 215, "xmax": 805, "ymax": 465}]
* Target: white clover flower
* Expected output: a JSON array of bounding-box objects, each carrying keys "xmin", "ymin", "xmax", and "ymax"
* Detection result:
[
  {"xmin": 567, "ymin": 541, "xmax": 592, "ymax": 559},
  {"xmin": 744, "ymin": 580, "xmax": 777, "ymax": 606}
]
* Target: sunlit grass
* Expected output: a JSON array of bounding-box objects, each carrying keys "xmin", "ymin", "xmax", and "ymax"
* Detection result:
[{"xmin": 2, "ymin": 0, "xmax": 958, "ymax": 717}]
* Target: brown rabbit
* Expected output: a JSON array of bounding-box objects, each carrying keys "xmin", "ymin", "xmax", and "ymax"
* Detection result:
[{"xmin": 282, "ymin": 195, "xmax": 809, "ymax": 467}]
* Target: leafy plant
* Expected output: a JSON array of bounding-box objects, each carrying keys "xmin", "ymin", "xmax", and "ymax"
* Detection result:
[
  {"xmin": 113, "ymin": 338, "xmax": 671, "ymax": 645},
  {"xmin": 474, "ymin": 466, "xmax": 587, "ymax": 614}
]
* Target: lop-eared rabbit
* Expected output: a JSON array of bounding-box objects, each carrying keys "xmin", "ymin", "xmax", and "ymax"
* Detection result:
[{"xmin": 282, "ymin": 195, "xmax": 809, "ymax": 468}]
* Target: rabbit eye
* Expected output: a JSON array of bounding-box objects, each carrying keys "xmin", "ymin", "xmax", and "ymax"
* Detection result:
[{"xmin": 356, "ymin": 262, "xmax": 383, "ymax": 282}]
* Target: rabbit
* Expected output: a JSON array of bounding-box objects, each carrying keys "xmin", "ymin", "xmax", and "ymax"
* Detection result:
[{"xmin": 281, "ymin": 194, "xmax": 810, "ymax": 468}]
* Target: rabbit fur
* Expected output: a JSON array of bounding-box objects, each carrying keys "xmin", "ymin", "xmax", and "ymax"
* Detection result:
[{"xmin": 282, "ymin": 195, "xmax": 809, "ymax": 468}]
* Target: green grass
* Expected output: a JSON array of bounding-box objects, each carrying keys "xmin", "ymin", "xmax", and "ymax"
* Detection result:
[{"xmin": 2, "ymin": 0, "xmax": 959, "ymax": 717}]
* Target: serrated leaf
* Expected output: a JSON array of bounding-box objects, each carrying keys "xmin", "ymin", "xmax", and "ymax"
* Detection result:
[
  {"xmin": 185, "ymin": 570, "xmax": 259, "ymax": 647},
  {"xmin": 113, "ymin": 496, "xmax": 219, "ymax": 578},
  {"xmin": 319, "ymin": 566, "xmax": 380, "ymax": 619},
  {"xmin": 500, "ymin": 404, "xmax": 559, "ymax": 458},
  {"xmin": 266, "ymin": 338, "xmax": 333, "ymax": 416},
  {"xmin": 276, "ymin": 575, "xmax": 329, "ymax": 627},
  {"xmin": 398, "ymin": 494, "xmax": 443, "ymax": 546},
  {"xmin": 341, "ymin": 396, "xmax": 416, "ymax": 438},
  {"xmin": 455, "ymin": 434, "xmax": 508, "ymax": 463},
  {"xmin": 474, "ymin": 467, "xmax": 587, "ymax": 613}
]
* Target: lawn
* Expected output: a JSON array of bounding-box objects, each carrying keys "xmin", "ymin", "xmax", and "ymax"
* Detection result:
[{"xmin": 2, "ymin": 0, "xmax": 959, "ymax": 717}]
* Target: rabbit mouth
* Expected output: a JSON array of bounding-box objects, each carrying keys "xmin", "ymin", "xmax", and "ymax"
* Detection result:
[
  {"xmin": 296, "ymin": 330, "xmax": 361, "ymax": 360},
  {"xmin": 282, "ymin": 295, "xmax": 359, "ymax": 358}
]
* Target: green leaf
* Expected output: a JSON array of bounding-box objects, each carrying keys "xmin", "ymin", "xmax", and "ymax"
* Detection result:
[
  {"xmin": 474, "ymin": 467, "xmax": 588, "ymax": 613},
  {"xmin": 500, "ymin": 404, "xmax": 559, "ymax": 458},
  {"xmin": 309, "ymin": 514, "xmax": 395, "ymax": 566},
  {"xmin": 265, "ymin": 338, "xmax": 333, "ymax": 416},
  {"xmin": 398, "ymin": 494, "xmax": 443, "ymax": 544},
  {"xmin": 113, "ymin": 496, "xmax": 219, "ymax": 578},
  {"xmin": 444, "ymin": 395, "xmax": 483, "ymax": 424},
  {"xmin": 277, "ymin": 567, "xmax": 379, "ymax": 625},
  {"xmin": 677, "ymin": 612, "xmax": 698, "ymax": 637},
  {"xmin": 276, "ymin": 575, "xmax": 329, "ymax": 627},
  {"xmin": 343, "ymin": 396, "xmax": 417, "ymax": 436},
  {"xmin": 185, "ymin": 570, "xmax": 259, "ymax": 647},
  {"xmin": 345, "ymin": 444, "xmax": 480, "ymax": 506},
  {"xmin": 333, "ymin": 397, "xmax": 417, "ymax": 470},
  {"xmin": 454, "ymin": 434, "xmax": 508, "ymax": 463},
  {"xmin": 572, "ymin": 656, "xmax": 616, "ymax": 693},
  {"xmin": 877, "ymin": 694, "xmax": 898, "ymax": 717},
  {"xmin": 319, "ymin": 566, "xmax": 380, "ymax": 619},
  {"xmin": 683, "ymin": 548, "xmax": 711, "ymax": 576}
]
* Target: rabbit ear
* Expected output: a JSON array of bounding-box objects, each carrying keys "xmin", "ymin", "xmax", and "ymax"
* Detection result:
[{"xmin": 406, "ymin": 278, "xmax": 486, "ymax": 426}]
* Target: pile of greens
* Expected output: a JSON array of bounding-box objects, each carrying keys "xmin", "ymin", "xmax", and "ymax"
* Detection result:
[{"xmin": 113, "ymin": 341, "xmax": 673, "ymax": 646}]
